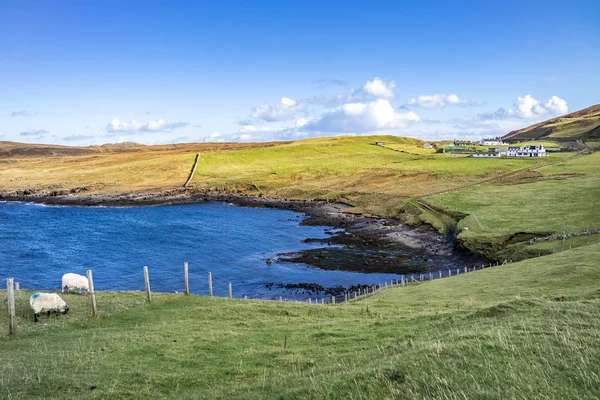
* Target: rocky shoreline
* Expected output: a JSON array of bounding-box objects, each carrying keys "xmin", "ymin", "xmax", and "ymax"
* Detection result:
[{"xmin": 0, "ymin": 187, "xmax": 485, "ymax": 274}]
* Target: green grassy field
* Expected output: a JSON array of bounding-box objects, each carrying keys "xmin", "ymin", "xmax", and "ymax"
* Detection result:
[
  {"xmin": 421, "ymin": 152, "xmax": 600, "ymax": 258},
  {"xmin": 189, "ymin": 138, "xmax": 556, "ymax": 217},
  {"xmin": 1, "ymin": 244, "xmax": 599, "ymax": 399}
]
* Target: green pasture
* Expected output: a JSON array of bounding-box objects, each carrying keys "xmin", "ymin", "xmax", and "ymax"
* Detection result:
[
  {"xmin": 424, "ymin": 152, "xmax": 600, "ymax": 256},
  {"xmin": 1, "ymin": 244, "xmax": 599, "ymax": 399}
]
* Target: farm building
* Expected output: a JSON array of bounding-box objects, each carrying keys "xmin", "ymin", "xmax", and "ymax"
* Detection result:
[
  {"xmin": 507, "ymin": 145, "xmax": 548, "ymax": 157},
  {"xmin": 480, "ymin": 137, "xmax": 506, "ymax": 146},
  {"xmin": 423, "ymin": 142, "xmax": 433, "ymax": 149},
  {"xmin": 472, "ymin": 152, "xmax": 501, "ymax": 158}
]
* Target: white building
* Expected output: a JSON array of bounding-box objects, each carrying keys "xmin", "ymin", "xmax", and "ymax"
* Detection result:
[
  {"xmin": 507, "ymin": 145, "xmax": 547, "ymax": 157},
  {"xmin": 481, "ymin": 137, "xmax": 506, "ymax": 146},
  {"xmin": 472, "ymin": 152, "xmax": 501, "ymax": 158}
]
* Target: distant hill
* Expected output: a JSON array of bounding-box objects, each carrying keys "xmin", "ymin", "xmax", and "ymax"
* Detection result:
[
  {"xmin": 0, "ymin": 140, "xmax": 286, "ymax": 157},
  {"xmin": 503, "ymin": 104, "xmax": 600, "ymax": 142}
]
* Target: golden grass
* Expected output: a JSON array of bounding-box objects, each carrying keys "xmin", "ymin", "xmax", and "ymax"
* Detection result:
[{"xmin": 0, "ymin": 135, "xmax": 560, "ymax": 218}]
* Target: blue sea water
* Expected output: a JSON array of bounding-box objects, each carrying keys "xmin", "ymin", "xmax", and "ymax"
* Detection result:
[{"xmin": 0, "ymin": 201, "xmax": 403, "ymax": 299}]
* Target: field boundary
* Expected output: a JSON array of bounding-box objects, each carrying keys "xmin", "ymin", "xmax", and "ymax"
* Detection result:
[{"xmin": 3, "ymin": 259, "xmax": 514, "ymax": 336}]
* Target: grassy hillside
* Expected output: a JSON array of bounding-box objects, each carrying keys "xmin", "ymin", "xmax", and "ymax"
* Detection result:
[
  {"xmin": 0, "ymin": 135, "xmax": 557, "ymax": 217},
  {"xmin": 1, "ymin": 244, "xmax": 599, "ymax": 399},
  {"xmin": 503, "ymin": 104, "xmax": 600, "ymax": 142},
  {"xmin": 425, "ymin": 152, "xmax": 600, "ymax": 259}
]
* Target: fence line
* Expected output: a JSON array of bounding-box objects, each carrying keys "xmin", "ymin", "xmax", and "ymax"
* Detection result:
[
  {"xmin": 87, "ymin": 269, "xmax": 98, "ymax": 318},
  {"xmin": 5, "ymin": 259, "xmax": 518, "ymax": 335}
]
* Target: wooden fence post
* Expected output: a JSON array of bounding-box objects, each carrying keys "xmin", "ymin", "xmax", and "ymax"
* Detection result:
[
  {"xmin": 7, "ymin": 278, "xmax": 15, "ymax": 335},
  {"xmin": 208, "ymin": 272, "xmax": 213, "ymax": 297},
  {"xmin": 456, "ymin": 268, "xmax": 460, "ymax": 275},
  {"xmin": 332, "ymin": 296, "xmax": 336, "ymax": 304},
  {"xmin": 279, "ymin": 296, "xmax": 283, "ymax": 302},
  {"xmin": 228, "ymin": 282, "xmax": 232, "ymax": 299},
  {"xmin": 87, "ymin": 270, "xmax": 98, "ymax": 318},
  {"xmin": 464, "ymin": 266, "xmax": 468, "ymax": 274},
  {"xmin": 429, "ymin": 272, "xmax": 433, "ymax": 280},
  {"xmin": 184, "ymin": 262, "xmax": 189, "ymax": 295},
  {"xmin": 243, "ymin": 295, "xmax": 248, "ymax": 300},
  {"xmin": 14, "ymin": 281, "xmax": 20, "ymax": 291},
  {"xmin": 439, "ymin": 270, "xmax": 442, "ymax": 279},
  {"xmin": 143, "ymin": 266, "xmax": 151, "ymax": 303},
  {"xmin": 448, "ymin": 269, "xmax": 452, "ymax": 277}
]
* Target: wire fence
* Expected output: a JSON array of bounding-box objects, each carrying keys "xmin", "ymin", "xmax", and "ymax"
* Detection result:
[{"xmin": 2, "ymin": 260, "xmax": 512, "ymax": 336}]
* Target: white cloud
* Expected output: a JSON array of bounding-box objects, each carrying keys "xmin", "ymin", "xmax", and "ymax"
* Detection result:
[
  {"xmin": 236, "ymin": 134, "xmax": 254, "ymax": 141},
  {"xmin": 543, "ymin": 95, "xmax": 569, "ymax": 115},
  {"xmin": 202, "ymin": 132, "xmax": 225, "ymax": 143},
  {"xmin": 252, "ymin": 97, "xmax": 300, "ymax": 122},
  {"xmin": 363, "ymin": 77, "xmax": 396, "ymax": 99},
  {"xmin": 237, "ymin": 124, "xmax": 259, "ymax": 133},
  {"xmin": 246, "ymin": 77, "xmax": 397, "ymax": 126},
  {"xmin": 303, "ymin": 99, "xmax": 420, "ymax": 133},
  {"xmin": 280, "ymin": 97, "xmax": 296, "ymax": 107},
  {"xmin": 105, "ymin": 118, "xmax": 190, "ymax": 133},
  {"xmin": 401, "ymin": 117, "xmax": 534, "ymax": 142},
  {"xmin": 295, "ymin": 118, "xmax": 309, "ymax": 128},
  {"xmin": 503, "ymin": 94, "xmax": 569, "ymax": 119},
  {"xmin": 407, "ymin": 94, "xmax": 469, "ymax": 108}
]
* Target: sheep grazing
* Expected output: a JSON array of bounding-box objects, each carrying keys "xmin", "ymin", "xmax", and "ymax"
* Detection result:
[
  {"xmin": 29, "ymin": 293, "xmax": 69, "ymax": 322},
  {"xmin": 61, "ymin": 273, "xmax": 89, "ymax": 293}
]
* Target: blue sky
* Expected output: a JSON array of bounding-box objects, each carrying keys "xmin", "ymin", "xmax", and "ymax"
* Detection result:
[{"xmin": 1, "ymin": 0, "xmax": 599, "ymax": 145}]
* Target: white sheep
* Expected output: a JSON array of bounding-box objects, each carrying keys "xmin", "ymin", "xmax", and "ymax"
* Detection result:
[
  {"xmin": 61, "ymin": 273, "xmax": 89, "ymax": 293},
  {"xmin": 29, "ymin": 293, "xmax": 69, "ymax": 322}
]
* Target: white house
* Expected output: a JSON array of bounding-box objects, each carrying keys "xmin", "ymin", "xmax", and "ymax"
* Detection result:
[
  {"xmin": 507, "ymin": 145, "xmax": 547, "ymax": 157},
  {"xmin": 472, "ymin": 152, "xmax": 501, "ymax": 158},
  {"xmin": 481, "ymin": 137, "xmax": 506, "ymax": 146}
]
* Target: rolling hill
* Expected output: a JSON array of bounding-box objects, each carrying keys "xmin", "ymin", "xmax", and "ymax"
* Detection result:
[{"xmin": 502, "ymin": 104, "xmax": 600, "ymax": 142}]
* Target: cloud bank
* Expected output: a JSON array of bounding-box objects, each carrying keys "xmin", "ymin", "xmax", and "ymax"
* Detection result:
[
  {"xmin": 407, "ymin": 94, "xmax": 478, "ymax": 108},
  {"xmin": 105, "ymin": 119, "xmax": 190, "ymax": 133},
  {"xmin": 303, "ymin": 99, "xmax": 419, "ymax": 134},
  {"xmin": 480, "ymin": 95, "xmax": 568, "ymax": 119}
]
